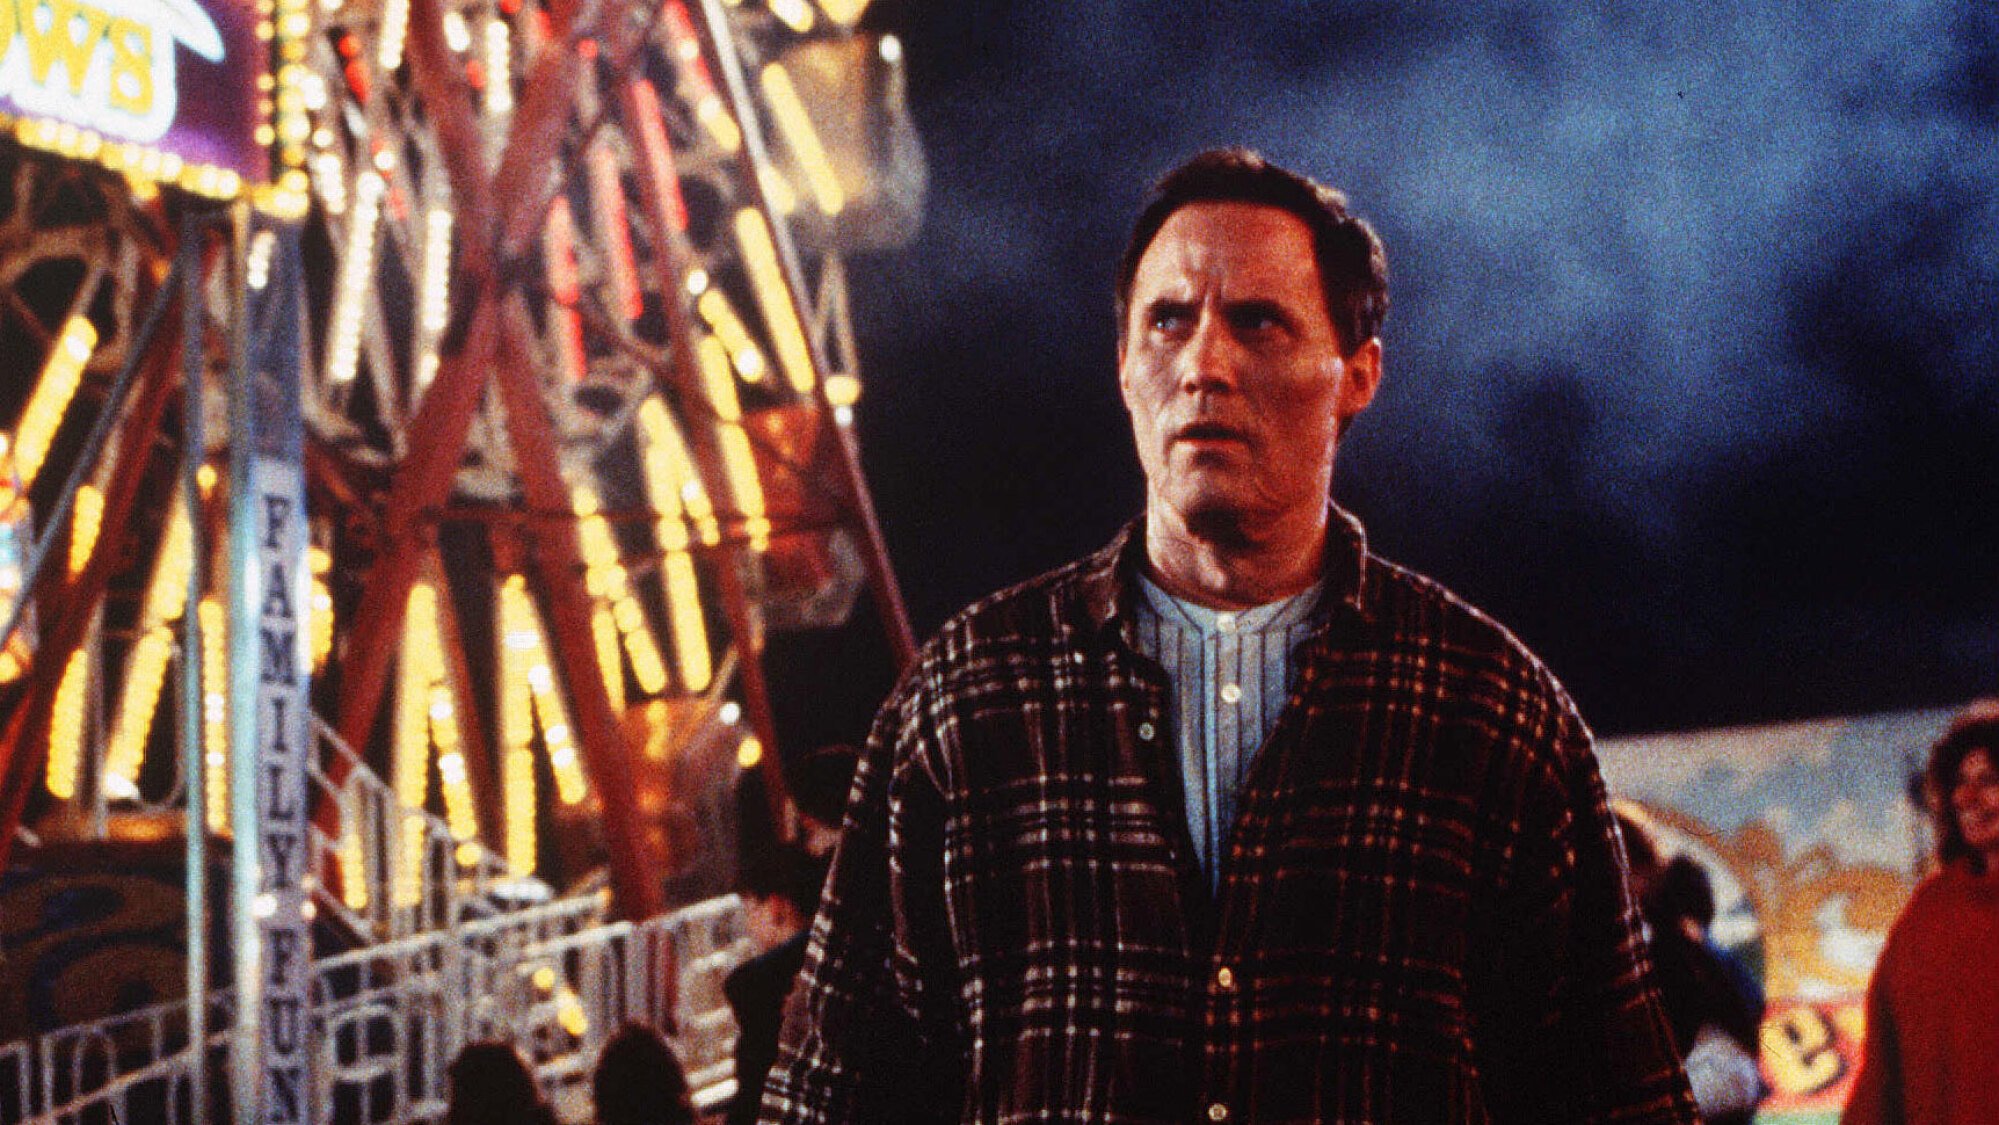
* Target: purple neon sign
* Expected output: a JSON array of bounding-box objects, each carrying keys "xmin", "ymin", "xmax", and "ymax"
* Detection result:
[{"xmin": 0, "ymin": 0, "xmax": 268, "ymax": 184}]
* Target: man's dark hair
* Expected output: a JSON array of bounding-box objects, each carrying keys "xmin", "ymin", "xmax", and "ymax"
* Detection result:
[
  {"xmin": 1927, "ymin": 699, "xmax": 1999, "ymax": 874},
  {"xmin": 739, "ymin": 841, "xmax": 826, "ymax": 916},
  {"xmin": 1115, "ymin": 147, "xmax": 1389, "ymax": 355},
  {"xmin": 786, "ymin": 742, "xmax": 859, "ymax": 828},
  {"xmin": 1650, "ymin": 854, "xmax": 1718, "ymax": 932}
]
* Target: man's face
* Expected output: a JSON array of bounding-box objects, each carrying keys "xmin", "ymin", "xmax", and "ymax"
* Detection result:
[
  {"xmin": 746, "ymin": 893, "xmax": 804, "ymax": 951},
  {"xmin": 1118, "ymin": 202, "xmax": 1379, "ymax": 542},
  {"xmin": 1951, "ymin": 747, "xmax": 1999, "ymax": 858}
]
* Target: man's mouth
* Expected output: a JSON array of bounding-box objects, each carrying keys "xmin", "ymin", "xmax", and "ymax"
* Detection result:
[{"xmin": 1172, "ymin": 422, "xmax": 1251, "ymax": 446}]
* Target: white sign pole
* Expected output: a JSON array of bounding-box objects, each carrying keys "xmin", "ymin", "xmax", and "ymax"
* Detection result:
[{"xmin": 228, "ymin": 214, "xmax": 312, "ymax": 1125}]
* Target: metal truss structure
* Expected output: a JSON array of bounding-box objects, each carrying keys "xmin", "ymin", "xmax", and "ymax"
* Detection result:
[{"xmin": 0, "ymin": 0, "xmax": 922, "ymax": 1118}]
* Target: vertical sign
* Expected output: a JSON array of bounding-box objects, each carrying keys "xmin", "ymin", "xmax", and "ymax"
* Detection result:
[{"xmin": 229, "ymin": 217, "xmax": 309, "ymax": 1125}]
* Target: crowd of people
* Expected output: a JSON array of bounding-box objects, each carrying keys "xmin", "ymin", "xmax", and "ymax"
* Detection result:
[
  {"xmin": 443, "ymin": 1024, "xmax": 694, "ymax": 1125},
  {"xmin": 437, "ymin": 744, "xmax": 854, "ymax": 1125}
]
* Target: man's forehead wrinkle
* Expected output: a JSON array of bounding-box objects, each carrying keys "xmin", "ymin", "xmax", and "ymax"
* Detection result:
[{"xmin": 1132, "ymin": 206, "xmax": 1323, "ymax": 315}]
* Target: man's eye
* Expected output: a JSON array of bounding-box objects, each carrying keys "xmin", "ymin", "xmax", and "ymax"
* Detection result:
[
  {"xmin": 1229, "ymin": 307, "xmax": 1283, "ymax": 334},
  {"xmin": 1149, "ymin": 308, "xmax": 1191, "ymax": 332}
]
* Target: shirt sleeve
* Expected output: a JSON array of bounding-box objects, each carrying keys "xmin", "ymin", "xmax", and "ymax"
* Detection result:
[
  {"xmin": 757, "ymin": 676, "xmax": 959, "ymax": 1125},
  {"xmin": 1477, "ymin": 699, "xmax": 1700, "ymax": 1124}
]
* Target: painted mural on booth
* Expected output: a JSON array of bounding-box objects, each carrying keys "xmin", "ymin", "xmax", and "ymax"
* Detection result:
[{"xmin": 1599, "ymin": 708, "xmax": 1955, "ymax": 1124}]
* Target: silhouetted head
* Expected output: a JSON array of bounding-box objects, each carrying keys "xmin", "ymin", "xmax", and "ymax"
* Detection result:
[
  {"xmin": 593, "ymin": 1022, "xmax": 694, "ymax": 1125},
  {"xmin": 447, "ymin": 1042, "xmax": 555, "ymax": 1125}
]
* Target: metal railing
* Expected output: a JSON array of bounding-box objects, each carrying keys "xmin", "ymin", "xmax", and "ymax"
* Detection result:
[
  {"xmin": 2, "ymin": 988, "xmax": 234, "ymax": 1125},
  {"xmin": 308, "ymin": 718, "xmax": 572, "ymax": 943},
  {"xmin": 2, "ymin": 893, "xmax": 751, "ymax": 1125}
]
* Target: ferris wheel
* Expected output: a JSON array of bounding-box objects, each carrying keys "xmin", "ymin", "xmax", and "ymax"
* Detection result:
[{"xmin": 0, "ymin": 0, "xmax": 924, "ymax": 927}]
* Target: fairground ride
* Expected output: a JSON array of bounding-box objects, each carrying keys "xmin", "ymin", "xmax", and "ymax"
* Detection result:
[{"xmin": 0, "ymin": 0, "xmax": 921, "ymax": 1119}]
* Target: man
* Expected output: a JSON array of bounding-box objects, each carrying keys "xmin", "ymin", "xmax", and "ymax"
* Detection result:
[
  {"xmin": 727, "ymin": 843, "xmax": 827, "ymax": 1125},
  {"xmin": 762, "ymin": 148, "xmax": 1695, "ymax": 1123}
]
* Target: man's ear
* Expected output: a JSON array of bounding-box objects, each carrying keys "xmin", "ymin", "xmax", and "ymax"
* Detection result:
[{"xmin": 1337, "ymin": 337, "xmax": 1382, "ymax": 419}]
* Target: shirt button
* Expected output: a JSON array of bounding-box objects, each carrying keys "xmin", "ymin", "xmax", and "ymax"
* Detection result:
[
  {"xmin": 1137, "ymin": 721, "xmax": 1156, "ymax": 741},
  {"xmin": 1214, "ymin": 966, "xmax": 1236, "ymax": 992},
  {"xmin": 1220, "ymin": 683, "xmax": 1241, "ymax": 705},
  {"xmin": 1207, "ymin": 1103, "xmax": 1230, "ymax": 1122}
]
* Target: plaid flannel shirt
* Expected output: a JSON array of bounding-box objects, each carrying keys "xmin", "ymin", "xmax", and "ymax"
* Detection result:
[{"xmin": 762, "ymin": 510, "xmax": 1696, "ymax": 1124}]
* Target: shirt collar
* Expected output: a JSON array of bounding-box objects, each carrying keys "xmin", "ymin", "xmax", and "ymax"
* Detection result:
[
  {"xmin": 1136, "ymin": 573, "xmax": 1324, "ymax": 635},
  {"xmin": 1071, "ymin": 505, "xmax": 1374, "ymax": 638}
]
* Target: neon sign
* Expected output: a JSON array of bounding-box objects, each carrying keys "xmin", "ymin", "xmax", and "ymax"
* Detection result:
[{"xmin": 0, "ymin": 0, "xmax": 271, "ymax": 196}]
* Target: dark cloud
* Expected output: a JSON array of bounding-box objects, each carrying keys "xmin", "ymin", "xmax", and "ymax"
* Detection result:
[{"xmin": 841, "ymin": 0, "xmax": 1999, "ymax": 735}]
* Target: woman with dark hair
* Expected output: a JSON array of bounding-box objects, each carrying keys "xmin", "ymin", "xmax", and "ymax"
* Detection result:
[
  {"xmin": 446, "ymin": 1042, "xmax": 558, "ymax": 1125},
  {"xmin": 593, "ymin": 1022, "xmax": 695, "ymax": 1125},
  {"xmin": 1843, "ymin": 700, "xmax": 1999, "ymax": 1125}
]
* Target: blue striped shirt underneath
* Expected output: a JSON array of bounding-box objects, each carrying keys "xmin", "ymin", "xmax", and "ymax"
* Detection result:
[{"xmin": 1133, "ymin": 575, "xmax": 1325, "ymax": 888}]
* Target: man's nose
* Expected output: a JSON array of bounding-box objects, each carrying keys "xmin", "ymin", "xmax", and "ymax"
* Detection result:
[{"xmin": 1177, "ymin": 310, "xmax": 1241, "ymax": 394}]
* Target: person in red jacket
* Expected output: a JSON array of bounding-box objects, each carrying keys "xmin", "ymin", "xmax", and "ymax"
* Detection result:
[{"xmin": 1843, "ymin": 700, "xmax": 1999, "ymax": 1125}]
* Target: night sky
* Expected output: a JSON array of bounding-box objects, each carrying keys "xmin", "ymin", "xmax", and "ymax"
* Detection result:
[{"xmin": 776, "ymin": 1, "xmax": 1999, "ymax": 750}]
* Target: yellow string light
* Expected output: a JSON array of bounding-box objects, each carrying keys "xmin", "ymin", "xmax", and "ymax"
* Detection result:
[
  {"xmin": 761, "ymin": 63, "xmax": 844, "ymax": 216},
  {"xmin": 696, "ymin": 337, "xmax": 771, "ymax": 551},
  {"xmin": 396, "ymin": 581, "xmax": 441, "ymax": 805},
  {"xmin": 69, "ymin": 484, "xmax": 103, "ymax": 575},
  {"xmin": 104, "ymin": 626, "xmax": 174, "ymax": 795},
  {"xmin": 309, "ymin": 574, "xmax": 334, "ymax": 673},
  {"xmin": 591, "ymin": 604, "xmax": 625, "ymax": 713},
  {"xmin": 528, "ymin": 650, "xmax": 584, "ymax": 808},
  {"xmin": 695, "ymin": 94, "xmax": 743, "ymax": 153},
  {"xmin": 377, "ymin": 0, "xmax": 410, "ymax": 69},
  {"xmin": 503, "ymin": 733, "xmax": 536, "ymax": 876},
  {"xmin": 816, "ymin": 0, "xmax": 869, "ymax": 24},
  {"xmin": 637, "ymin": 397, "xmax": 717, "ymax": 546},
  {"xmin": 437, "ymin": 748, "xmax": 479, "ymax": 844},
  {"xmin": 757, "ymin": 164, "xmax": 799, "ymax": 217},
  {"xmin": 694, "ymin": 286, "xmax": 770, "ymax": 383},
  {"xmin": 201, "ymin": 596, "xmax": 229, "ymax": 833},
  {"xmin": 415, "ymin": 207, "xmax": 454, "ymax": 397},
  {"xmin": 484, "ymin": 17, "xmax": 514, "ymax": 118},
  {"xmin": 15, "ymin": 316, "xmax": 97, "ymax": 488},
  {"xmin": 611, "ymin": 595, "xmax": 669, "ymax": 695},
  {"xmin": 498, "ymin": 578, "xmax": 542, "ymax": 870},
  {"xmin": 340, "ymin": 818, "xmax": 371, "ymax": 910},
  {"xmin": 663, "ymin": 551, "xmax": 711, "ymax": 693},
  {"xmin": 574, "ymin": 487, "xmax": 671, "ymax": 698},
  {"xmin": 327, "ymin": 171, "xmax": 385, "ymax": 386},
  {"xmin": 768, "ymin": 0, "xmax": 814, "ymax": 32},
  {"xmin": 398, "ymin": 812, "xmax": 428, "ymax": 907},
  {"xmin": 734, "ymin": 208, "xmax": 817, "ymax": 394},
  {"xmin": 138, "ymin": 502, "xmax": 195, "ymax": 629},
  {"xmin": 634, "ymin": 400, "xmax": 715, "ymax": 692},
  {"xmin": 44, "ymin": 647, "xmax": 90, "ymax": 800}
]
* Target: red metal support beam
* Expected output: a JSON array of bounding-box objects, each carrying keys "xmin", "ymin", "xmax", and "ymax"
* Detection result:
[
  {"xmin": 491, "ymin": 295, "xmax": 663, "ymax": 919},
  {"xmin": 613, "ymin": 75, "xmax": 792, "ymax": 830},
  {"xmin": 331, "ymin": 0, "xmax": 590, "ymax": 785}
]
